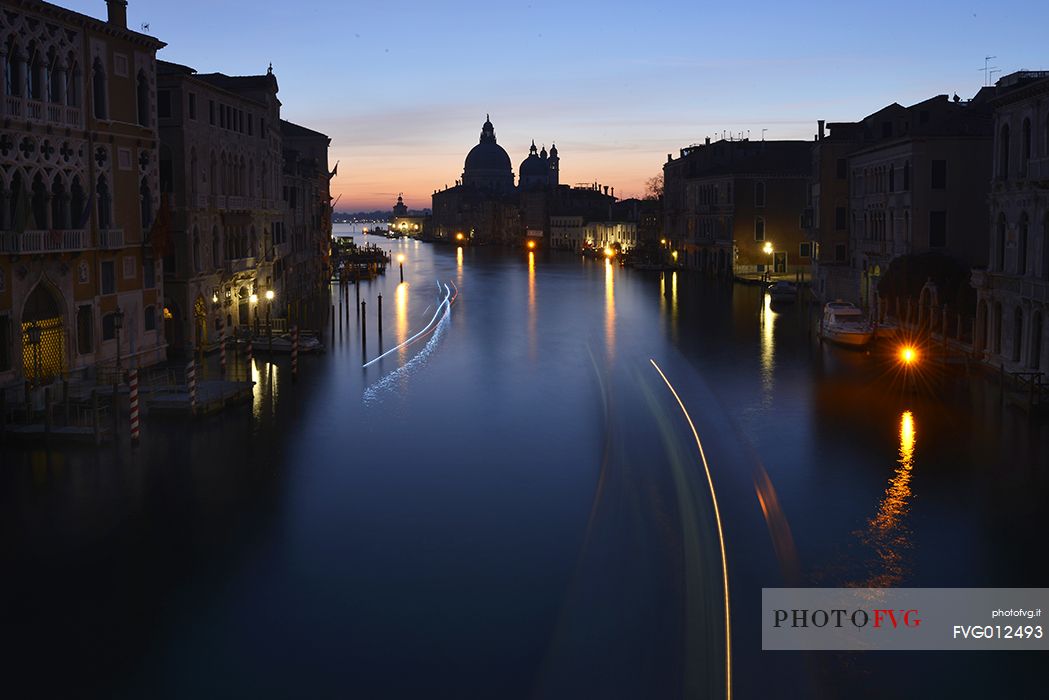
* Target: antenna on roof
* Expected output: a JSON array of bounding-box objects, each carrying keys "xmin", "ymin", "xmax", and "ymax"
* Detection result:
[
  {"xmin": 140, "ymin": 22, "xmax": 150, "ymax": 32},
  {"xmin": 979, "ymin": 55, "xmax": 998, "ymax": 86}
]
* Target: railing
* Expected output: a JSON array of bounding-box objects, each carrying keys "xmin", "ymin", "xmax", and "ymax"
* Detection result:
[
  {"xmin": 194, "ymin": 193, "xmax": 210, "ymax": 209},
  {"xmin": 65, "ymin": 106, "xmax": 81, "ymax": 127},
  {"xmin": 47, "ymin": 103, "xmax": 63, "ymax": 123},
  {"xmin": 5, "ymin": 95, "xmax": 22, "ymax": 117},
  {"xmin": 98, "ymin": 228, "xmax": 125, "ymax": 249},
  {"xmin": 229, "ymin": 256, "xmax": 256, "ymax": 273},
  {"xmin": 26, "ymin": 99, "xmax": 45, "ymax": 123},
  {"xmin": 0, "ymin": 229, "xmax": 89, "ymax": 254}
]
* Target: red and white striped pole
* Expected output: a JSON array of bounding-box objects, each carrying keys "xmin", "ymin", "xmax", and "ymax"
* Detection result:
[
  {"xmin": 246, "ymin": 328, "xmax": 254, "ymax": 367},
  {"xmin": 186, "ymin": 359, "xmax": 197, "ymax": 415},
  {"xmin": 129, "ymin": 368, "xmax": 140, "ymax": 443},
  {"xmin": 291, "ymin": 325, "xmax": 299, "ymax": 381},
  {"xmin": 220, "ymin": 329, "xmax": 227, "ymax": 376}
]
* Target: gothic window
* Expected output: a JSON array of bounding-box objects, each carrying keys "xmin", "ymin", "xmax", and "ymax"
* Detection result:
[
  {"xmin": 1021, "ymin": 118, "xmax": 1031, "ymax": 174},
  {"xmin": 51, "ymin": 175, "xmax": 67, "ymax": 230},
  {"xmin": 996, "ymin": 213, "xmax": 1007, "ymax": 272},
  {"xmin": 92, "ymin": 57, "xmax": 107, "ymax": 120},
  {"xmin": 212, "ymin": 225, "xmax": 221, "ymax": 267},
  {"xmin": 903, "ymin": 161, "xmax": 911, "ymax": 191},
  {"xmin": 1018, "ymin": 213, "xmax": 1029, "ymax": 275},
  {"xmin": 192, "ymin": 226, "xmax": 201, "ymax": 272},
  {"xmin": 97, "ymin": 175, "xmax": 111, "ymax": 229},
  {"xmin": 754, "ymin": 216, "xmax": 765, "ymax": 241},
  {"xmin": 31, "ymin": 174, "xmax": 48, "ymax": 230},
  {"xmin": 140, "ymin": 177, "xmax": 153, "ymax": 230},
  {"xmin": 70, "ymin": 176, "xmax": 85, "ymax": 228}
]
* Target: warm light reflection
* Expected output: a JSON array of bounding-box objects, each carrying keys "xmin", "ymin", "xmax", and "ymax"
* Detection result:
[
  {"xmin": 397, "ymin": 254, "xmax": 405, "ymax": 263},
  {"xmin": 456, "ymin": 246, "xmax": 464, "ymax": 285},
  {"xmin": 670, "ymin": 270, "xmax": 678, "ymax": 320},
  {"xmin": 396, "ymin": 282, "xmax": 409, "ymax": 360},
  {"xmin": 671, "ymin": 250, "xmax": 679, "ymax": 261},
  {"xmin": 605, "ymin": 258, "xmax": 615, "ymax": 359},
  {"xmin": 860, "ymin": 410, "xmax": 916, "ymax": 587},
  {"xmin": 900, "ymin": 345, "xmax": 918, "ymax": 365},
  {"xmin": 604, "ymin": 247, "xmax": 614, "ymax": 257},
  {"xmin": 251, "ymin": 358, "xmax": 263, "ymax": 419},
  {"xmin": 528, "ymin": 251, "xmax": 537, "ymax": 358},
  {"xmin": 760, "ymin": 293, "xmax": 775, "ymax": 404}
]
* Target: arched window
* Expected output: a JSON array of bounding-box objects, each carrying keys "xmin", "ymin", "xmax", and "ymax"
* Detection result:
[
  {"xmin": 96, "ymin": 174, "xmax": 111, "ymax": 229},
  {"xmin": 136, "ymin": 71, "xmax": 149, "ymax": 127},
  {"xmin": 754, "ymin": 181, "xmax": 766, "ymax": 208},
  {"xmin": 1018, "ymin": 213, "xmax": 1029, "ymax": 276},
  {"xmin": 754, "ymin": 216, "xmax": 765, "ymax": 241},
  {"xmin": 159, "ymin": 145, "xmax": 174, "ymax": 194},
  {"xmin": 140, "ymin": 177, "xmax": 152, "ymax": 230},
  {"xmin": 26, "ymin": 41, "xmax": 42, "ymax": 99},
  {"xmin": 993, "ymin": 302, "xmax": 1003, "ymax": 354},
  {"xmin": 192, "ymin": 226, "xmax": 201, "ymax": 273},
  {"xmin": 996, "ymin": 213, "xmax": 1007, "ymax": 272},
  {"xmin": 189, "ymin": 148, "xmax": 198, "ymax": 195},
  {"xmin": 3, "ymin": 39, "xmax": 19, "ymax": 97},
  {"xmin": 51, "ymin": 175, "xmax": 67, "ymax": 230},
  {"xmin": 1044, "ymin": 215, "xmax": 1049, "ymax": 280},
  {"xmin": 66, "ymin": 53, "xmax": 80, "ymax": 108},
  {"xmin": 209, "ymin": 152, "xmax": 217, "ymax": 196},
  {"xmin": 212, "ymin": 225, "xmax": 221, "ymax": 267},
  {"xmin": 31, "ymin": 174, "xmax": 48, "ymax": 230},
  {"xmin": 249, "ymin": 226, "xmax": 257, "ymax": 258},
  {"xmin": 70, "ymin": 176, "xmax": 85, "ymax": 227},
  {"xmin": 91, "ymin": 57, "xmax": 106, "ymax": 120},
  {"xmin": 888, "ymin": 164, "xmax": 895, "ymax": 192},
  {"xmin": 999, "ymin": 123, "xmax": 1010, "ymax": 180},
  {"xmin": 1032, "ymin": 311, "xmax": 1043, "ymax": 371}
]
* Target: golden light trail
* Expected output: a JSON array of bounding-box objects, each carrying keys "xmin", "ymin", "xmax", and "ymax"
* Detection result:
[
  {"xmin": 528, "ymin": 251, "xmax": 537, "ymax": 359},
  {"xmin": 396, "ymin": 282, "xmax": 409, "ymax": 360},
  {"xmin": 650, "ymin": 359, "xmax": 732, "ymax": 700},
  {"xmin": 760, "ymin": 293, "xmax": 775, "ymax": 405},
  {"xmin": 671, "ymin": 270, "xmax": 678, "ymax": 320},
  {"xmin": 456, "ymin": 245, "xmax": 464, "ymax": 286},
  {"xmin": 605, "ymin": 259, "xmax": 616, "ymax": 359}
]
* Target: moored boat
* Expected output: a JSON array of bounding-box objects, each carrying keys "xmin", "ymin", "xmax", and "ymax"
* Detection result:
[
  {"xmin": 767, "ymin": 280, "xmax": 798, "ymax": 304},
  {"xmin": 820, "ymin": 301, "xmax": 874, "ymax": 347}
]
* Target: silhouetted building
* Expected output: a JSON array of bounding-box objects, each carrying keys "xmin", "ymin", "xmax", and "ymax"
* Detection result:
[
  {"xmin": 664, "ymin": 138, "xmax": 811, "ymax": 278},
  {"xmin": 280, "ymin": 118, "xmax": 333, "ymax": 319},
  {"xmin": 846, "ymin": 91, "xmax": 993, "ymax": 308},
  {"xmin": 972, "ymin": 71, "xmax": 1049, "ymax": 370},
  {"xmin": 157, "ymin": 59, "xmax": 282, "ymax": 352},
  {"xmin": 0, "ymin": 0, "xmax": 167, "ymax": 387}
]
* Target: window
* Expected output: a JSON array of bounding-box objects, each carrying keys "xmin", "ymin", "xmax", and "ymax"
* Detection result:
[
  {"xmin": 1021, "ymin": 118, "xmax": 1031, "ymax": 174},
  {"xmin": 143, "ymin": 257, "xmax": 156, "ymax": 288},
  {"xmin": 836, "ymin": 158, "xmax": 847, "ymax": 179},
  {"xmin": 996, "ymin": 214, "xmax": 1007, "ymax": 271},
  {"xmin": 903, "ymin": 161, "xmax": 911, "ymax": 191},
  {"xmin": 929, "ymin": 211, "xmax": 947, "ymax": 247},
  {"xmin": 123, "ymin": 255, "xmax": 136, "ymax": 279},
  {"xmin": 754, "ymin": 217, "xmax": 765, "ymax": 241},
  {"xmin": 247, "ymin": 114, "xmax": 253, "ymax": 135},
  {"xmin": 799, "ymin": 242, "xmax": 812, "ymax": 258},
  {"xmin": 76, "ymin": 306, "xmax": 93, "ymax": 355},
  {"xmin": 188, "ymin": 92, "xmax": 196, "ymax": 120},
  {"xmin": 144, "ymin": 306, "xmax": 156, "ymax": 332},
  {"xmin": 136, "ymin": 71, "xmax": 150, "ymax": 127},
  {"xmin": 888, "ymin": 165, "xmax": 895, "ymax": 192},
  {"xmin": 92, "ymin": 57, "xmax": 107, "ymax": 119},
  {"xmin": 102, "ymin": 313, "xmax": 117, "ymax": 341},
  {"xmin": 113, "ymin": 53, "xmax": 128, "ymax": 77},
  {"xmin": 209, "ymin": 99, "xmax": 215, "ymax": 125},
  {"xmin": 931, "ymin": 160, "xmax": 947, "ymax": 189},
  {"xmin": 0, "ymin": 316, "xmax": 10, "ymax": 371},
  {"xmin": 835, "ymin": 243, "xmax": 847, "ymax": 262},
  {"xmin": 157, "ymin": 89, "xmax": 171, "ymax": 118},
  {"xmin": 1018, "ymin": 214, "xmax": 1029, "ymax": 275},
  {"xmin": 100, "ymin": 260, "xmax": 115, "ymax": 294},
  {"xmin": 219, "ymin": 104, "xmax": 225, "ymax": 129},
  {"xmin": 97, "ymin": 175, "xmax": 111, "ymax": 228},
  {"xmin": 754, "ymin": 181, "xmax": 766, "ymax": 208},
  {"xmin": 882, "ymin": 121, "xmax": 893, "ymax": 138},
  {"xmin": 835, "ymin": 206, "xmax": 847, "ymax": 230}
]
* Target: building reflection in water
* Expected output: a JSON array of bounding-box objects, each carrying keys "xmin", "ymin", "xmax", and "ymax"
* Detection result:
[
  {"xmin": 396, "ymin": 282, "xmax": 409, "ymax": 362},
  {"xmin": 605, "ymin": 259, "xmax": 616, "ymax": 359},
  {"xmin": 251, "ymin": 358, "xmax": 263, "ymax": 419},
  {"xmin": 857, "ymin": 410, "xmax": 916, "ymax": 587},
  {"xmin": 760, "ymin": 294, "xmax": 776, "ymax": 407}
]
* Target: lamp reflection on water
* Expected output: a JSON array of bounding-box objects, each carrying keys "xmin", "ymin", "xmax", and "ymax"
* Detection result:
[
  {"xmin": 760, "ymin": 293, "xmax": 776, "ymax": 405},
  {"xmin": 605, "ymin": 258, "xmax": 616, "ymax": 359},
  {"xmin": 396, "ymin": 282, "xmax": 409, "ymax": 361},
  {"xmin": 857, "ymin": 410, "xmax": 916, "ymax": 587}
]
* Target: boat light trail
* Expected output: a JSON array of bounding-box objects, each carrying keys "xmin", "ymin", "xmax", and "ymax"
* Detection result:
[
  {"xmin": 650, "ymin": 358, "xmax": 732, "ymax": 700},
  {"xmin": 363, "ymin": 282, "xmax": 452, "ymax": 368}
]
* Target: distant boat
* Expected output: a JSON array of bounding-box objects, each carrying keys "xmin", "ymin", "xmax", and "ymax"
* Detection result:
[
  {"xmin": 767, "ymin": 280, "xmax": 798, "ymax": 304},
  {"xmin": 820, "ymin": 301, "xmax": 874, "ymax": 347}
]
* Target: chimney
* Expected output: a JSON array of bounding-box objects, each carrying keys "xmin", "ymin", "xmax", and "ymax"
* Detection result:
[
  {"xmin": 817, "ymin": 119, "xmax": 825, "ymax": 140},
  {"xmin": 107, "ymin": 0, "xmax": 128, "ymax": 28},
  {"xmin": 705, "ymin": 136, "xmax": 711, "ymax": 145}
]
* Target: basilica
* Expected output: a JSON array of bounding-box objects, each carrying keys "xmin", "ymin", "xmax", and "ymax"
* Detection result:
[{"xmin": 431, "ymin": 116, "xmax": 612, "ymax": 246}]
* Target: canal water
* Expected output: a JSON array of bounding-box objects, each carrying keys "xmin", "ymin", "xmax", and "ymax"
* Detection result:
[{"xmin": 2, "ymin": 226, "xmax": 1047, "ymax": 698}]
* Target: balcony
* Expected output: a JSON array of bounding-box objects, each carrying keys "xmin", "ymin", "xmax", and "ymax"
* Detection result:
[
  {"xmin": 193, "ymin": 193, "xmax": 211, "ymax": 209},
  {"xmin": 0, "ymin": 229, "xmax": 89, "ymax": 254},
  {"xmin": 2, "ymin": 96, "xmax": 83, "ymax": 128},
  {"xmin": 229, "ymin": 256, "xmax": 256, "ymax": 273},
  {"xmin": 980, "ymin": 270, "xmax": 1049, "ymax": 303},
  {"xmin": 98, "ymin": 228, "xmax": 125, "ymax": 249}
]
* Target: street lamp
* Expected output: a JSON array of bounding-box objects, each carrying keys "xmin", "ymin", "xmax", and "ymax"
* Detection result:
[
  {"xmin": 397, "ymin": 254, "xmax": 405, "ymax": 283},
  {"xmin": 265, "ymin": 289, "xmax": 275, "ymax": 354},
  {"xmin": 763, "ymin": 242, "xmax": 774, "ymax": 281}
]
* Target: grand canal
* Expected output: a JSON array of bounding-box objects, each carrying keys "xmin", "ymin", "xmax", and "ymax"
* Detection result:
[{"xmin": 2, "ymin": 226, "xmax": 1047, "ymax": 698}]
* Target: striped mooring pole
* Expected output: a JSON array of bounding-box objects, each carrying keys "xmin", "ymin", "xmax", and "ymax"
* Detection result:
[
  {"xmin": 186, "ymin": 359, "xmax": 198, "ymax": 415},
  {"xmin": 291, "ymin": 325, "xmax": 299, "ymax": 381},
  {"xmin": 246, "ymin": 332, "xmax": 253, "ymax": 367},
  {"xmin": 220, "ymin": 330, "xmax": 227, "ymax": 375},
  {"xmin": 129, "ymin": 368, "xmax": 140, "ymax": 443}
]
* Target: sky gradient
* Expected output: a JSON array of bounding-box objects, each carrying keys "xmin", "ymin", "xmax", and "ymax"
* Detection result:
[{"xmin": 65, "ymin": 0, "xmax": 1049, "ymax": 211}]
